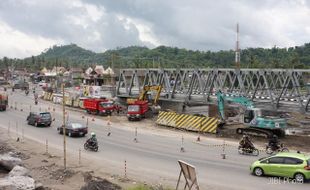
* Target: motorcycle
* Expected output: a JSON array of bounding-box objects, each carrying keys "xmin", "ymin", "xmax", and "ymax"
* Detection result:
[
  {"xmin": 25, "ymin": 90, "xmax": 29, "ymax": 95},
  {"xmin": 34, "ymin": 98, "xmax": 38, "ymax": 105},
  {"xmin": 266, "ymin": 143, "xmax": 289, "ymax": 155},
  {"xmin": 84, "ymin": 141, "xmax": 98, "ymax": 152},
  {"xmin": 238, "ymin": 146, "xmax": 259, "ymax": 156}
]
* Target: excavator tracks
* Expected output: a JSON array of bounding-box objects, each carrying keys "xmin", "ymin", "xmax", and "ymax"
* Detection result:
[{"xmin": 236, "ymin": 127, "xmax": 285, "ymax": 138}]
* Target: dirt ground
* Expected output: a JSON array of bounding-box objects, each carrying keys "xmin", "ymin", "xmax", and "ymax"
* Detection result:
[{"xmin": 0, "ymin": 130, "xmax": 142, "ymax": 190}]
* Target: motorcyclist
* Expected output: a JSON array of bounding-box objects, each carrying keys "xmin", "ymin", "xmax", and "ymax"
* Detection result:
[
  {"xmin": 25, "ymin": 89, "xmax": 29, "ymax": 95},
  {"xmin": 34, "ymin": 93, "xmax": 38, "ymax": 105},
  {"xmin": 268, "ymin": 135, "xmax": 279, "ymax": 150},
  {"xmin": 239, "ymin": 135, "xmax": 254, "ymax": 150},
  {"xmin": 86, "ymin": 132, "xmax": 98, "ymax": 147}
]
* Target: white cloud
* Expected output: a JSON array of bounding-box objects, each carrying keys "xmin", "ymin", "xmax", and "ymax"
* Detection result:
[
  {"xmin": 0, "ymin": 0, "xmax": 310, "ymax": 58},
  {"xmin": 0, "ymin": 21, "xmax": 62, "ymax": 58},
  {"xmin": 117, "ymin": 15, "xmax": 160, "ymax": 47}
]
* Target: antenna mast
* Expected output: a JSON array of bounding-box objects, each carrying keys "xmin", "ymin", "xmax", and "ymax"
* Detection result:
[{"xmin": 235, "ymin": 23, "xmax": 240, "ymax": 69}]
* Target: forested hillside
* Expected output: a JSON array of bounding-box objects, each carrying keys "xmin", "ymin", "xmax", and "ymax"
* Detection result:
[{"xmin": 1, "ymin": 43, "xmax": 310, "ymax": 71}]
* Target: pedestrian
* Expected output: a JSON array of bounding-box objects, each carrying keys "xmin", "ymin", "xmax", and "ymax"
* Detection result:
[
  {"xmin": 182, "ymin": 104, "xmax": 186, "ymax": 111},
  {"xmin": 117, "ymin": 108, "xmax": 120, "ymax": 115}
]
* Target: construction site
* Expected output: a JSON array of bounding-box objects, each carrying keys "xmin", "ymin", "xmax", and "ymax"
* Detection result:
[
  {"xmin": 1, "ymin": 2, "xmax": 310, "ymax": 189},
  {"xmin": 0, "ymin": 63, "xmax": 310, "ymax": 190}
]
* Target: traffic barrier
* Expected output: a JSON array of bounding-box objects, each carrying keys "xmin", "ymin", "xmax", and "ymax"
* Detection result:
[
  {"xmin": 124, "ymin": 160, "xmax": 127, "ymax": 179},
  {"xmin": 107, "ymin": 116, "xmax": 111, "ymax": 126},
  {"xmin": 180, "ymin": 135, "xmax": 185, "ymax": 152},
  {"xmin": 43, "ymin": 92, "xmax": 49, "ymax": 100},
  {"xmin": 133, "ymin": 127, "xmax": 138, "ymax": 143},
  {"xmin": 221, "ymin": 140, "xmax": 226, "ymax": 159},
  {"xmin": 78, "ymin": 148, "xmax": 81, "ymax": 166},
  {"xmin": 73, "ymin": 99, "xmax": 80, "ymax": 108},
  {"xmin": 21, "ymin": 129, "xmax": 24, "ymax": 142},
  {"xmin": 8, "ymin": 121, "xmax": 10, "ymax": 136},
  {"xmin": 107, "ymin": 116, "xmax": 111, "ymax": 136},
  {"xmin": 48, "ymin": 93, "xmax": 53, "ymax": 101},
  {"xmin": 196, "ymin": 135, "xmax": 201, "ymax": 142},
  {"xmin": 46, "ymin": 139, "xmax": 49, "ymax": 154},
  {"xmin": 156, "ymin": 111, "xmax": 219, "ymax": 134},
  {"xmin": 193, "ymin": 141, "xmax": 267, "ymax": 152}
]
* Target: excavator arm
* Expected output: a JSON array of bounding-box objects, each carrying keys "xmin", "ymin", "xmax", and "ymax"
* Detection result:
[
  {"xmin": 216, "ymin": 91, "xmax": 254, "ymax": 122},
  {"xmin": 216, "ymin": 91, "xmax": 287, "ymax": 138},
  {"xmin": 138, "ymin": 85, "xmax": 162, "ymax": 105}
]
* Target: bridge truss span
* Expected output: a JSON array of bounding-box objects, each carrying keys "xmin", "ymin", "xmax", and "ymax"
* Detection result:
[{"xmin": 117, "ymin": 68, "xmax": 310, "ymax": 112}]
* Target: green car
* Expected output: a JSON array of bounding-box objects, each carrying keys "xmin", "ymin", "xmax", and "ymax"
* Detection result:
[{"xmin": 250, "ymin": 152, "xmax": 310, "ymax": 183}]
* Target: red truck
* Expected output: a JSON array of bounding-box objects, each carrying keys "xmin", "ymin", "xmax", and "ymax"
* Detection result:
[
  {"xmin": 83, "ymin": 98, "xmax": 114, "ymax": 116},
  {"xmin": 127, "ymin": 100, "xmax": 149, "ymax": 121},
  {"xmin": 0, "ymin": 93, "xmax": 8, "ymax": 111}
]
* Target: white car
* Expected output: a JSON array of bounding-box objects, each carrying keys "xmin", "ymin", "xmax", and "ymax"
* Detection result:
[{"xmin": 38, "ymin": 81, "xmax": 47, "ymax": 87}]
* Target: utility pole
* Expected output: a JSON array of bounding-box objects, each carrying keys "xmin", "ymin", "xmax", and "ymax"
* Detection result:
[
  {"xmin": 62, "ymin": 83, "xmax": 67, "ymax": 169},
  {"xmin": 111, "ymin": 53, "xmax": 114, "ymax": 85}
]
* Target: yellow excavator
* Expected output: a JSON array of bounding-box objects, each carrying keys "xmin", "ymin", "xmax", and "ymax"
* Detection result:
[{"xmin": 127, "ymin": 85, "xmax": 162, "ymax": 121}]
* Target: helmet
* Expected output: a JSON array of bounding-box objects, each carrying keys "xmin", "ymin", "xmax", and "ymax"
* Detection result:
[
  {"xmin": 243, "ymin": 135, "xmax": 246, "ymax": 138},
  {"xmin": 273, "ymin": 135, "xmax": 277, "ymax": 138},
  {"xmin": 91, "ymin": 132, "xmax": 96, "ymax": 137}
]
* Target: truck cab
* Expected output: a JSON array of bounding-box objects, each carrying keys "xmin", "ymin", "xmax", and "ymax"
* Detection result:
[
  {"xmin": 127, "ymin": 100, "xmax": 149, "ymax": 121},
  {"xmin": 99, "ymin": 101, "xmax": 114, "ymax": 115}
]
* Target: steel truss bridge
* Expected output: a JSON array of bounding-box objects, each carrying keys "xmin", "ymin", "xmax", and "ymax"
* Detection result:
[{"xmin": 116, "ymin": 69, "xmax": 310, "ymax": 112}]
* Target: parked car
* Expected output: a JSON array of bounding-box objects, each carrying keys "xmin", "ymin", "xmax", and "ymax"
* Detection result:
[
  {"xmin": 57, "ymin": 123, "xmax": 88, "ymax": 137},
  {"xmin": 26, "ymin": 112, "xmax": 52, "ymax": 127},
  {"xmin": 250, "ymin": 152, "xmax": 310, "ymax": 183}
]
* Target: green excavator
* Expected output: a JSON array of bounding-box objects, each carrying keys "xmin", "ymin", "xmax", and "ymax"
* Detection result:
[{"xmin": 216, "ymin": 91, "xmax": 287, "ymax": 138}]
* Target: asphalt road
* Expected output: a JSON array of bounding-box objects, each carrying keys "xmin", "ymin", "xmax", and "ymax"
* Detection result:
[{"xmin": 0, "ymin": 89, "xmax": 309, "ymax": 190}]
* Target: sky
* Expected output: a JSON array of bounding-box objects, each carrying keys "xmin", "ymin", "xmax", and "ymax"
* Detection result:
[{"xmin": 0, "ymin": 0, "xmax": 310, "ymax": 58}]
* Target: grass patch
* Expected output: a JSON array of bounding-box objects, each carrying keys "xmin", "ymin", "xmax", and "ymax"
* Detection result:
[{"xmin": 127, "ymin": 184, "xmax": 173, "ymax": 190}]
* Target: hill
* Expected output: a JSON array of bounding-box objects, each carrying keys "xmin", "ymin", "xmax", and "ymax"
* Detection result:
[{"xmin": 1, "ymin": 43, "xmax": 310, "ymax": 70}]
